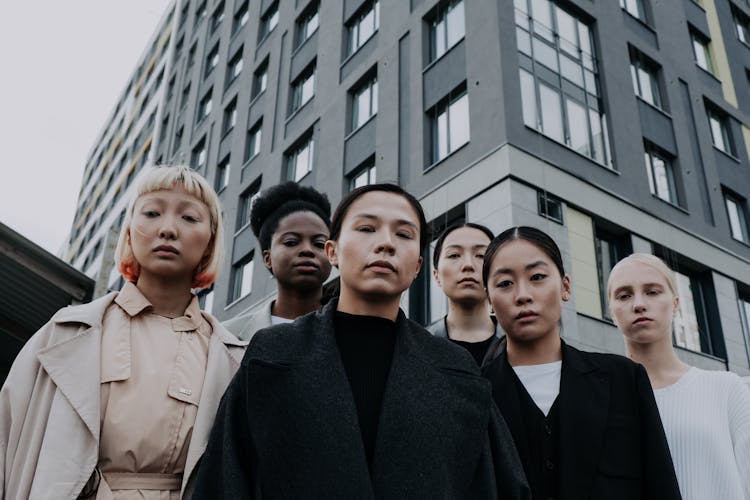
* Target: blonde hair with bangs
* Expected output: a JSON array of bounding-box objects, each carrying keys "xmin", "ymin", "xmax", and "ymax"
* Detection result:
[
  {"xmin": 115, "ymin": 165, "xmax": 224, "ymax": 289},
  {"xmin": 606, "ymin": 253, "xmax": 678, "ymax": 300}
]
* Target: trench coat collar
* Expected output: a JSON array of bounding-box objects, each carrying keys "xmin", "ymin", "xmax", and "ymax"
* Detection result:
[
  {"xmin": 488, "ymin": 339, "xmax": 608, "ymax": 500},
  {"xmin": 250, "ymin": 300, "xmax": 490, "ymax": 497},
  {"xmin": 222, "ymin": 299, "xmax": 274, "ymax": 341}
]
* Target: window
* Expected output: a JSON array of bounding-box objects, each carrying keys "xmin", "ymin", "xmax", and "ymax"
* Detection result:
[
  {"xmin": 210, "ymin": 2, "xmax": 225, "ymax": 34},
  {"xmin": 707, "ymin": 107, "xmax": 735, "ymax": 155},
  {"xmin": 594, "ymin": 227, "xmax": 631, "ymax": 320},
  {"xmin": 237, "ymin": 181, "xmax": 261, "ymax": 229},
  {"xmin": 739, "ymin": 292, "xmax": 750, "ymax": 362},
  {"xmin": 630, "ymin": 49, "xmax": 662, "ymax": 109},
  {"xmin": 691, "ymin": 29, "xmax": 713, "ymax": 73},
  {"xmin": 191, "ymin": 137, "xmax": 207, "ymax": 171},
  {"xmin": 259, "ymin": 3, "xmax": 279, "ymax": 41},
  {"xmin": 351, "ymin": 75, "xmax": 378, "ymax": 130},
  {"xmin": 290, "ymin": 64, "xmax": 315, "ymax": 113},
  {"xmin": 516, "ymin": 0, "xmax": 612, "ymax": 166},
  {"xmin": 349, "ymin": 161, "xmax": 376, "ymax": 190},
  {"xmin": 196, "ymin": 89, "xmax": 213, "ymax": 123},
  {"xmin": 216, "ymin": 155, "xmax": 231, "ymax": 191},
  {"xmin": 167, "ymin": 75, "xmax": 176, "ymax": 101},
  {"xmin": 347, "ymin": 1, "xmax": 379, "ymax": 55},
  {"xmin": 232, "ymin": 1, "xmax": 249, "ymax": 35},
  {"xmin": 724, "ymin": 191, "xmax": 749, "ymax": 243},
  {"xmin": 672, "ymin": 268, "xmax": 718, "ymax": 355},
  {"xmin": 222, "ymin": 98, "xmax": 237, "ymax": 135},
  {"xmin": 252, "ymin": 59, "xmax": 269, "ymax": 98},
  {"xmin": 429, "ymin": 87, "xmax": 470, "ymax": 163},
  {"xmin": 537, "ymin": 191, "xmax": 563, "ymax": 224},
  {"xmin": 296, "ymin": 4, "xmax": 319, "ymax": 47},
  {"xmin": 198, "ymin": 288, "xmax": 215, "ymax": 312},
  {"xmin": 160, "ymin": 114, "xmax": 170, "ymax": 141},
  {"xmin": 205, "ymin": 44, "xmax": 219, "ymax": 78},
  {"xmin": 174, "ymin": 125, "xmax": 184, "ymax": 150},
  {"xmin": 429, "ymin": 0, "xmax": 465, "ymax": 61},
  {"xmin": 230, "ymin": 255, "xmax": 254, "ymax": 301},
  {"xmin": 180, "ymin": 82, "xmax": 191, "ymax": 109},
  {"xmin": 644, "ymin": 145, "xmax": 677, "ymax": 204},
  {"xmin": 620, "ymin": 0, "xmax": 647, "ymax": 22},
  {"xmin": 734, "ymin": 7, "xmax": 750, "ymax": 45},
  {"xmin": 187, "ymin": 43, "xmax": 197, "ymax": 69},
  {"xmin": 226, "ymin": 47, "xmax": 244, "ymax": 86},
  {"xmin": 287, "ymin": 136, "xmax": 314, "ymax": 181},
  {"xmin": 245, "ymin": 121, "xmax": 262, "ymax": 161},
  {"xmin": 194, "ymin": 0, "xmax": 207, "ymax": 26}
]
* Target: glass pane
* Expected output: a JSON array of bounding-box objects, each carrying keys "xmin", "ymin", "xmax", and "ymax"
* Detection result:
[
  {"xmin": 429, "ymin": 240, "xmax": 449, "ymax": 323},
  {"xmin": 437, "ymin": 108, "xmax": 448, "ymax": 160},
  {"xmin": 652, "ymin": 155, "xmax": 672, "ymax": 202},
  {"xmin": 630, "ymin": 64, "xmax": 640, "ymax": 96},
  {"xmin": 369, "ymin": 166, "xmax": 377, "ymax": 183},
  {"xmin": 356, "ymin": 87, "xmax": 369, "ymax": 128},
  {"xmin": 539, "ymin": 82, "xmax": 564, "ymax": 142},
  {"xmin": 433, "ymin": 18, "xmax": 446, "ymax": 59},
  {"xmin": 240, "ymin": 261, "xmax": 253, "ymax": 297},
  {"xmin": 517, "ymin": 27, "xmax": 532, "ymax": 55},
  {"xmin": 531, "ymin": 0, "xmax": 553, "ymax": 41},
  {"xmin": 520, "ymin": 69, "xmax": 537, "ymax": 128},
  {"xmin": 556, "ymin": 7, "xmax": 578, "ymax": 55},
  {"xmin": 673, "ymin": 272, "xmax": 702, "ymax": 352},
  {"xmin": 360, "ymin": 10, "xmax": 375, "ymax": 43},
  {"xmin": 533, "ymin": 37, "xmax": 559, "ymax": 72},
  {"xmin": 560, "ymin": 54, "xmax": 583, "ymax": 86},
  {"xmin": 645, "ymin": 152, "xmax": 656, "ymax": 194},
  {"xmin": 446, "ymin": 1, "xmax": 465, "ymax": 48},
  {"xmin": 638, "ymin": 66, "xmax": 655, "ymax": 105},
  {"xmin": 308, "ymin": 12, "xmax": 319, "ymax": 35},
  {"xmin": 709, "ymin": 115, "xmax": 727, "ymax": 151},
  {"xmin": 449, "ymin": 93, "xmax": 470, "ymax": 152},
  {"xmin": 372, "ymin": 81, "xmax": 378, "ymax": 114},
  {"xmin": 515, "ymin": 0, "xmax": 528, "ymax": 14},
  {"xmin": 566, "ymin": 98, "xmax": 590, "ymax": 156},
  {"xmin": 726, "ymin": 197, "xmax": 748, "ymax": 241},
  {"xmin": 578, "ymin": 22, "xmax": 592, "ymax": 59}
]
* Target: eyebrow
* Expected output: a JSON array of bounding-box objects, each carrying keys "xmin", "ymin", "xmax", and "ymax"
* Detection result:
[
  {"xmin": 492, "ymin": 260, "xmax": 548, "ymax": 277},
  {"xmin": 351, "ymin": 213, "xmax": 419, "ymax": 230},
  {"xmin": 444, "ymin": 244, "xmax": 488, "ymax": 251}
]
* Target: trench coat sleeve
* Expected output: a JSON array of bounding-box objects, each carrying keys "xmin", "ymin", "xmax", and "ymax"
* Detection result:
[
  {"xmin": 468, "ymin": 403, "xmax": 531, "ymax": 500},
  {"xmin": 190, "ymin": 362, "xmax": 259, "ymax": 499},
  {"xmin": 635, "ymin": 365, "xmax": 682, "ymax": 500}
]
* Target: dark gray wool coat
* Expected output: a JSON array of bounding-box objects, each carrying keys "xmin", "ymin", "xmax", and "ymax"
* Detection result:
[{"xmin": 191, "ymin": 300, "xmax": 531, "ymax": 500}]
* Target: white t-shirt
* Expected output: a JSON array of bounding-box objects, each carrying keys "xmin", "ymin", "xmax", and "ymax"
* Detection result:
[
  {"xmin": 512, "ymin": 360, "xmax": 562, "ymax": 416},
  {"xmin": 271, "ymin": 315, "xmax": 294, "ymax": 325}
]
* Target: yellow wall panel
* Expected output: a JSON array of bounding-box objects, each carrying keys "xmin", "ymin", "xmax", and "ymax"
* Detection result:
[
  {"xmin": 703, "ymin": 0, "xmax": 738, "ymax": 106},
  {"xmin": 567, "ymin": 208, "xmax": 602, "ymax": 318}
]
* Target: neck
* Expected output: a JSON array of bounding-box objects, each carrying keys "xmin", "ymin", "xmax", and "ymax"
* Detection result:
[
  {"xmin": 625, "ymin": 334, "xmax": 689, "ymax": 388},
  {"xmin": 506, "ymin": 330, "xmax": 562, "ymax": 366},
  {"xmin": 336, "ymin": 288, "xmax": 400, "ymax": 321},
  {"xmin": 135, "ymin": 272, "xmax": 193, "ymax": 318},
  {"xmin": 272, "ymin": 285, "xmax": 322, "ymax": 320},
  {"xmin": 445, "ymin": 300, "xmax": 494, "ymax": 342}
]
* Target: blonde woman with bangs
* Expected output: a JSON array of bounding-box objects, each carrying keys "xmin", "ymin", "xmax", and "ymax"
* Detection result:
[
  {"xmin": 0, "ymin": 165, "xmax": 247, "ymax": 499},
  {"xmin": 608, "ymin": 253, "xmax": 750, "ymax": 500}
]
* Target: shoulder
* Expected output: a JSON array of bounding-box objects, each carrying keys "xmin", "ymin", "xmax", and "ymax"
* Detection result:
[
  {"xmin": 565, "ymin": 342, "xmax": 640, "ymax": 372},
  {"xmin": 223, "ymin": 301, "xmax": 273, "ymax": 341},
  {"xmin": 244, "ymin": 308, "xmax": 323, "ymax": 362},
  {"xmin": 28, "ymin": 292, "xmax": 116, "ymax": 347},
  {"xmin": 405, "ymin": 318, "xmax": 481, "ymax": 376}
]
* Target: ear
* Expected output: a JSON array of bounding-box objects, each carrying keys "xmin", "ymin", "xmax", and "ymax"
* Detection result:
[
  {"xmin": 262, "ymin": 249, "xmax": 273, "ymax": 271},
  {"xmin": 432, "ymin": 264, "xmax": 442, "ymax": 287},
  {"xmin": 672, "ymin": 295, "xmax": 679, "ymax": 316},
  {"xmin": 561, "ymin": 274, "xmax": 572, "ymax": 302},
  {"xmin": 414, "ymin": 255, "xmax": 423, "ymax": 278},
  {"xmin": 325, "ymin": 240, "xmax": 339, "ymax": 268}
]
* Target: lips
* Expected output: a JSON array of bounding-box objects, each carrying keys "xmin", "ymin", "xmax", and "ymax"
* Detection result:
[
  {"xmin": 632, "ymin": 317, "xmax": 653, "ymax": 326},
  {"xmin": 153, "ymin": 245, "xmax": 179, "ymax": 255},
  {"xmin": 515, "ymin": 310, "xmax": 538, "ymax": 321},
  {"xmin": 293, "ymin": 260, "xmax": 319, "ymax": 272},
  {"xmin": 367, "ymin": 260, "xmax": 396, "ymax": 272},
  {"xmin": 457, "ymin": 277, "xmax": 479, "ymax": 285}
]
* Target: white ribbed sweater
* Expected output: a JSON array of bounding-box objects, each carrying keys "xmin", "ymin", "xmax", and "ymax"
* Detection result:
[{"xmin": 654, "ymin": 367, "xmax": 750, "ymax": 500}]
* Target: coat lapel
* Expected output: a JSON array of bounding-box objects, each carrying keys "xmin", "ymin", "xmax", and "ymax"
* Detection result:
[
  {"xmin": 182, "ymin": 317, "xmax": 247, "ymax": 491},
  {"xmin": 557, "ymin": 342, "xmax": 609, "ymax": 500}
]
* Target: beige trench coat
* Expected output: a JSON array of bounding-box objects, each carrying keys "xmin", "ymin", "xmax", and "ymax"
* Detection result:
[{"xmin": 0, "ymin": 291, "xmax": 247, "ymax": 500}]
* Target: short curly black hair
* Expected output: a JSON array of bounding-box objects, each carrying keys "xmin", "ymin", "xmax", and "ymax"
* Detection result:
[{"xmin": 250, "ymin": 182, "xmax": 332, "ymax": 252}]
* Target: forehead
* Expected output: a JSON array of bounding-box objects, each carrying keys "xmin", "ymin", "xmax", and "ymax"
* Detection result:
[
  {"xmin": 345, "ymin": 191, "xmax": 420, "ymax": 225},
  {"xmin": 275, "ymin": 210, "xmax": 329, "ymax": 235},
  {"xmin": 136, "ymin": 187, "xmax": 208, "ymax": 211},
  {"xmin": 491, "ymin": 239, "xmax": 551, "ymax": 270},
  {"xmin": 609, "ymin": 260, "xmax": 669, "ymax": 288},
  {"xmin": 443, "ymin": 227, "xmax": 491, "ymax": 248}
]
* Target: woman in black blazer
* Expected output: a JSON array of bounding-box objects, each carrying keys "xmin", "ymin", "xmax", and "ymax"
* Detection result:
[
  {"xmin": 481, "ymin": 226, "xmax": 681, "ymax": 500},
  {"xmin": 191, "ymin": 184, "xmax": 530, "ymax": 499}
]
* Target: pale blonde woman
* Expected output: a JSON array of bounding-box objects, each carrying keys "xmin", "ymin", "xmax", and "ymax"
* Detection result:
[
  {"xmin": 608, "ymin": 253, "xmax": 750, "ymax": 500},
  {"xmin": 0, "ymin": 165, "xmax": 246, "ymax": 499}
]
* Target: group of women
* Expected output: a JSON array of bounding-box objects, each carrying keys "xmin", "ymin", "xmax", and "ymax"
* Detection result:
[{"xmin": 0, "ymin": 164, "xmax": 748, "ymax": 499}]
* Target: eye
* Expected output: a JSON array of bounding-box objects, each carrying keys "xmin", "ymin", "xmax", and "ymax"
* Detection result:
[
  {"xmin": 476, "ymin": 253, "xmax": 485, "ymax": 260},
  {"xmin": 356, "ymin": 225, "xmax": 375, "ymax": 233},
  {"xmin": 143, "ymin": 210, "xmax": 159, "ymax": 218},
  {"xmin": 282, "ymin": 238, "xmax": 300, "ymax": 247},
  {"xmin": 616, "ymin": 292, "xmax": 632, "ymax": 301},
  {"xmin": 396, "ymin": 231, "xmax": 414, "ymax": 239},
  {"xmin": 495, "ymin": 279, "xmax": 513, "ymax": 289},
  {"xmin": 182, "ymin": 215, "xmax": 200, "ymax": 223},
  {"xmin": 446, "ymin": 253, "xmax": 460, "ymax": 259},
  {"xmin": 646, "ymin": 289, "xmax": 660, "ymax": 296},
  {"xmin": 530, "ymin": 273, "xmax": 547, "ymax": 281},
  {"xmin": 313, "ymin": 239, "xmax": 326, "ymax": 249}
]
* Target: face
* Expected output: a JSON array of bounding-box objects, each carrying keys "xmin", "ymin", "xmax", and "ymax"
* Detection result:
[
  {"xmin": 263, "ymin": 211, "xmax": 332, "ymax": 292},
  {"xmin": 434, "ymin": 227, "xmax": 490, "ymax": 305},
  {"xmin": 129, "ymin": 187, "xmax": 213, "ymax": 283},
  {"xmin": 326, "ymin": 191, "xmax": 423, "ymax": 302},
  {"xmin": 486, "ymin": 239, "xmax": 570, "ymax": 343},
  {"xmin": 608, "ymin": 260, "xmax": 678, "ymax": 345}
]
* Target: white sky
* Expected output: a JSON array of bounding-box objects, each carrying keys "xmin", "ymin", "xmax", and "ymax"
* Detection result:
[{"xmin": 0, "ymin": 1, "xmax": 173, "ymax": 256}]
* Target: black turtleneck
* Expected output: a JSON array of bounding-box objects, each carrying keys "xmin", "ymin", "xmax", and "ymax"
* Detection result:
[
  {"xmin": 449, "ymin": 335, "xmax": 494, "ymax": 365},
  {"xmin": 333, "ymin": 310, "xmax": 398, "ymax": 469}
]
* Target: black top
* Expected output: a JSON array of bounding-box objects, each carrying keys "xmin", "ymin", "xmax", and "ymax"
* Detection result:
[
  {"xmin": 333, "ymin": 310, "xmax": 398, "ymax": 470},
  {"xmin": 450, "ymin": 335, "xmax": 495, "ymax": 366}
]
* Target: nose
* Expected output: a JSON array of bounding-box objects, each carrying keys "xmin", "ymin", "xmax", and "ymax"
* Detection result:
[
  {"xmin": 514, "ymin": 280, "xmax": 532, "ymax": 305},
  {"xmin": 375, "ymin": 230, "xmax": 395, "ymax": 255},
  {"xmin": 159, "ymin": 215, "xmax": 178, "ymax": 240},
  {"xmin": 632, "ymin": 292, "xmax": 647, "ymax": 313},
  {"xmin": 298, "ymin": 239, "xmax": 315, "ymax": 257},
  {"xmin": 460, "ymin": 253, "xmax": 475, "ymax": 271}
]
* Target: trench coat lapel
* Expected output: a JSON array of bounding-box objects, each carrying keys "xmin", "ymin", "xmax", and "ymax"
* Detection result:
[
  {"xmin": 557, "ymin": 342, "xmax": 609, "ymax": 500},
  {"xmin": 182, "ymin": 317, "xmax": 247, "ymax": 491}
]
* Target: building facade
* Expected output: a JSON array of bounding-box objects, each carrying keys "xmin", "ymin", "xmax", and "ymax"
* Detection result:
[{"xmin": 68, "ymin": 0, "xmax": 750, "ymax": 375}]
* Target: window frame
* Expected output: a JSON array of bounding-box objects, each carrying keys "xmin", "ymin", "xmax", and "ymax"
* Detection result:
[
  {"xmin": 350, "ymin": 74, "xmax": 378, "ymax": 131},
  {"xmin": 724, "ymin": 190, "xmax": 750, "ymax": 243},
  {"xmin": 428, "ymin": 0, "xmax": 466, "ymax": 62},
  {"xmin": 707, "ymin": 106, "xmax": 736, "ymax": 156},
  {"xmin": 252, "ymin": 58, "xmax": 269, "ymax": 98},
  {"xmin": 287, "ymin": 135, "xmax": 315, "ymax": 182},
  {"xmin": 226, "ymin": 46, "xmax": 244, "ymax": 87},
  {"xmin": 296, "ymin": 3, "xmax": 320, "ymax": 48},
  {"xmin": 229, "ymin": 253, "xmax": 255, "ymax": 302},
  {"xmin": 222, "ymin": 98, "xmax": 238, "ymax": 135},
  {"xmin": 644, "ymin": 144, "xmax": 678, "ymax": 205},
  {"xmin": 691, "ymin": 29, "xmax": 714, "ymax": 73},
  {"xmin": 215, "ymin": 154, "xmax": 231, "ymax": 192},
  {"xmin": 290, "ymin": 64, "xmax": 316, "ymax": 114},
  {"xmin": 259, "ymin": 2, "xmax": 280, "ymax": 42},
  {"xmin": 630, "ymin": 48, "xmax": 663, "ymax": 110},
  {"xmin": 429, "ymin": 87, "xmax": 470, "ymax": 165},
  {"xmin": 245, "ymin": 120, "xmax": 263, "ymax": 162},
  {"xmin": 191, "ymin": 137, "xmax": 207, "ymax": 172},
  {"xmin": 346, "ymin": 0, "xmax": 380, "ymax": 56}
]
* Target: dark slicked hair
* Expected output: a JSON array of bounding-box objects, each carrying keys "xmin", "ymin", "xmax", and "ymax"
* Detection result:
[
  {"xmin": 250, "ymin": 182, "xmax": 331, "ymax": 252},
  {"xmin": 330, "ymin": 183, "xmax": 430, "ymax": 252},
  {"xmin": 432, "ymin": 222, "xmax": 494, "ymax": 268},
  {"xmin": 482, "ymin": 226, "xmax": 565, "ymax": 287}
]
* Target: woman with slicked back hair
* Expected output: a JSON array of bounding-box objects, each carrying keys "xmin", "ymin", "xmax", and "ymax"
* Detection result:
[
  {"xmin": 223, "ymin": 181, "xmax": 332, "ymax": 341},
  {"xmin": 482, "ymin": 226, "xmax": 681, "ymax": 500},
  {"xmin": 0, "ymin": 165, "xmax": 246, "ymax": 499},
  {"xmin": 192, "ymin": 183, "xmax": 531, "ymax": 500},
  {"xmin": 608, "ymin": 253, "xmax": 750, "ymax": 500}
]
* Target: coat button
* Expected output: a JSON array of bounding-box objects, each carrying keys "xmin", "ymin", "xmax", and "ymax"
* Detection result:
[
  {"xmin": 544, "ymin": 423, "xmax": 552, "ymax": 435},
  {"xmin": 545, "ymin": 459, "xmax": 554, "ymax": 471}
]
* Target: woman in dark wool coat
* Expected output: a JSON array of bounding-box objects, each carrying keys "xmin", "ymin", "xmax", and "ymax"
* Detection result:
[{"xmin": 191, "ymin": 183, "xmax": 530, "ymax": 500}]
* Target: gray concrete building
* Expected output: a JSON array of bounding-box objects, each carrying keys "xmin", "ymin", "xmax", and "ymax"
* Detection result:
[{"xmin": 68, "ymin": 0, "xmax": 750, "ymax": 375}]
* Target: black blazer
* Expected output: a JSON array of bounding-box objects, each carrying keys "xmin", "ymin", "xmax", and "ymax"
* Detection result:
[
  {"xmin": 192, "ymin": 301, "xmax": 531, "ymax": 500},
  {"xmin": 483, "ymin": 341, "xmax": 681, "ymax": 500}
]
